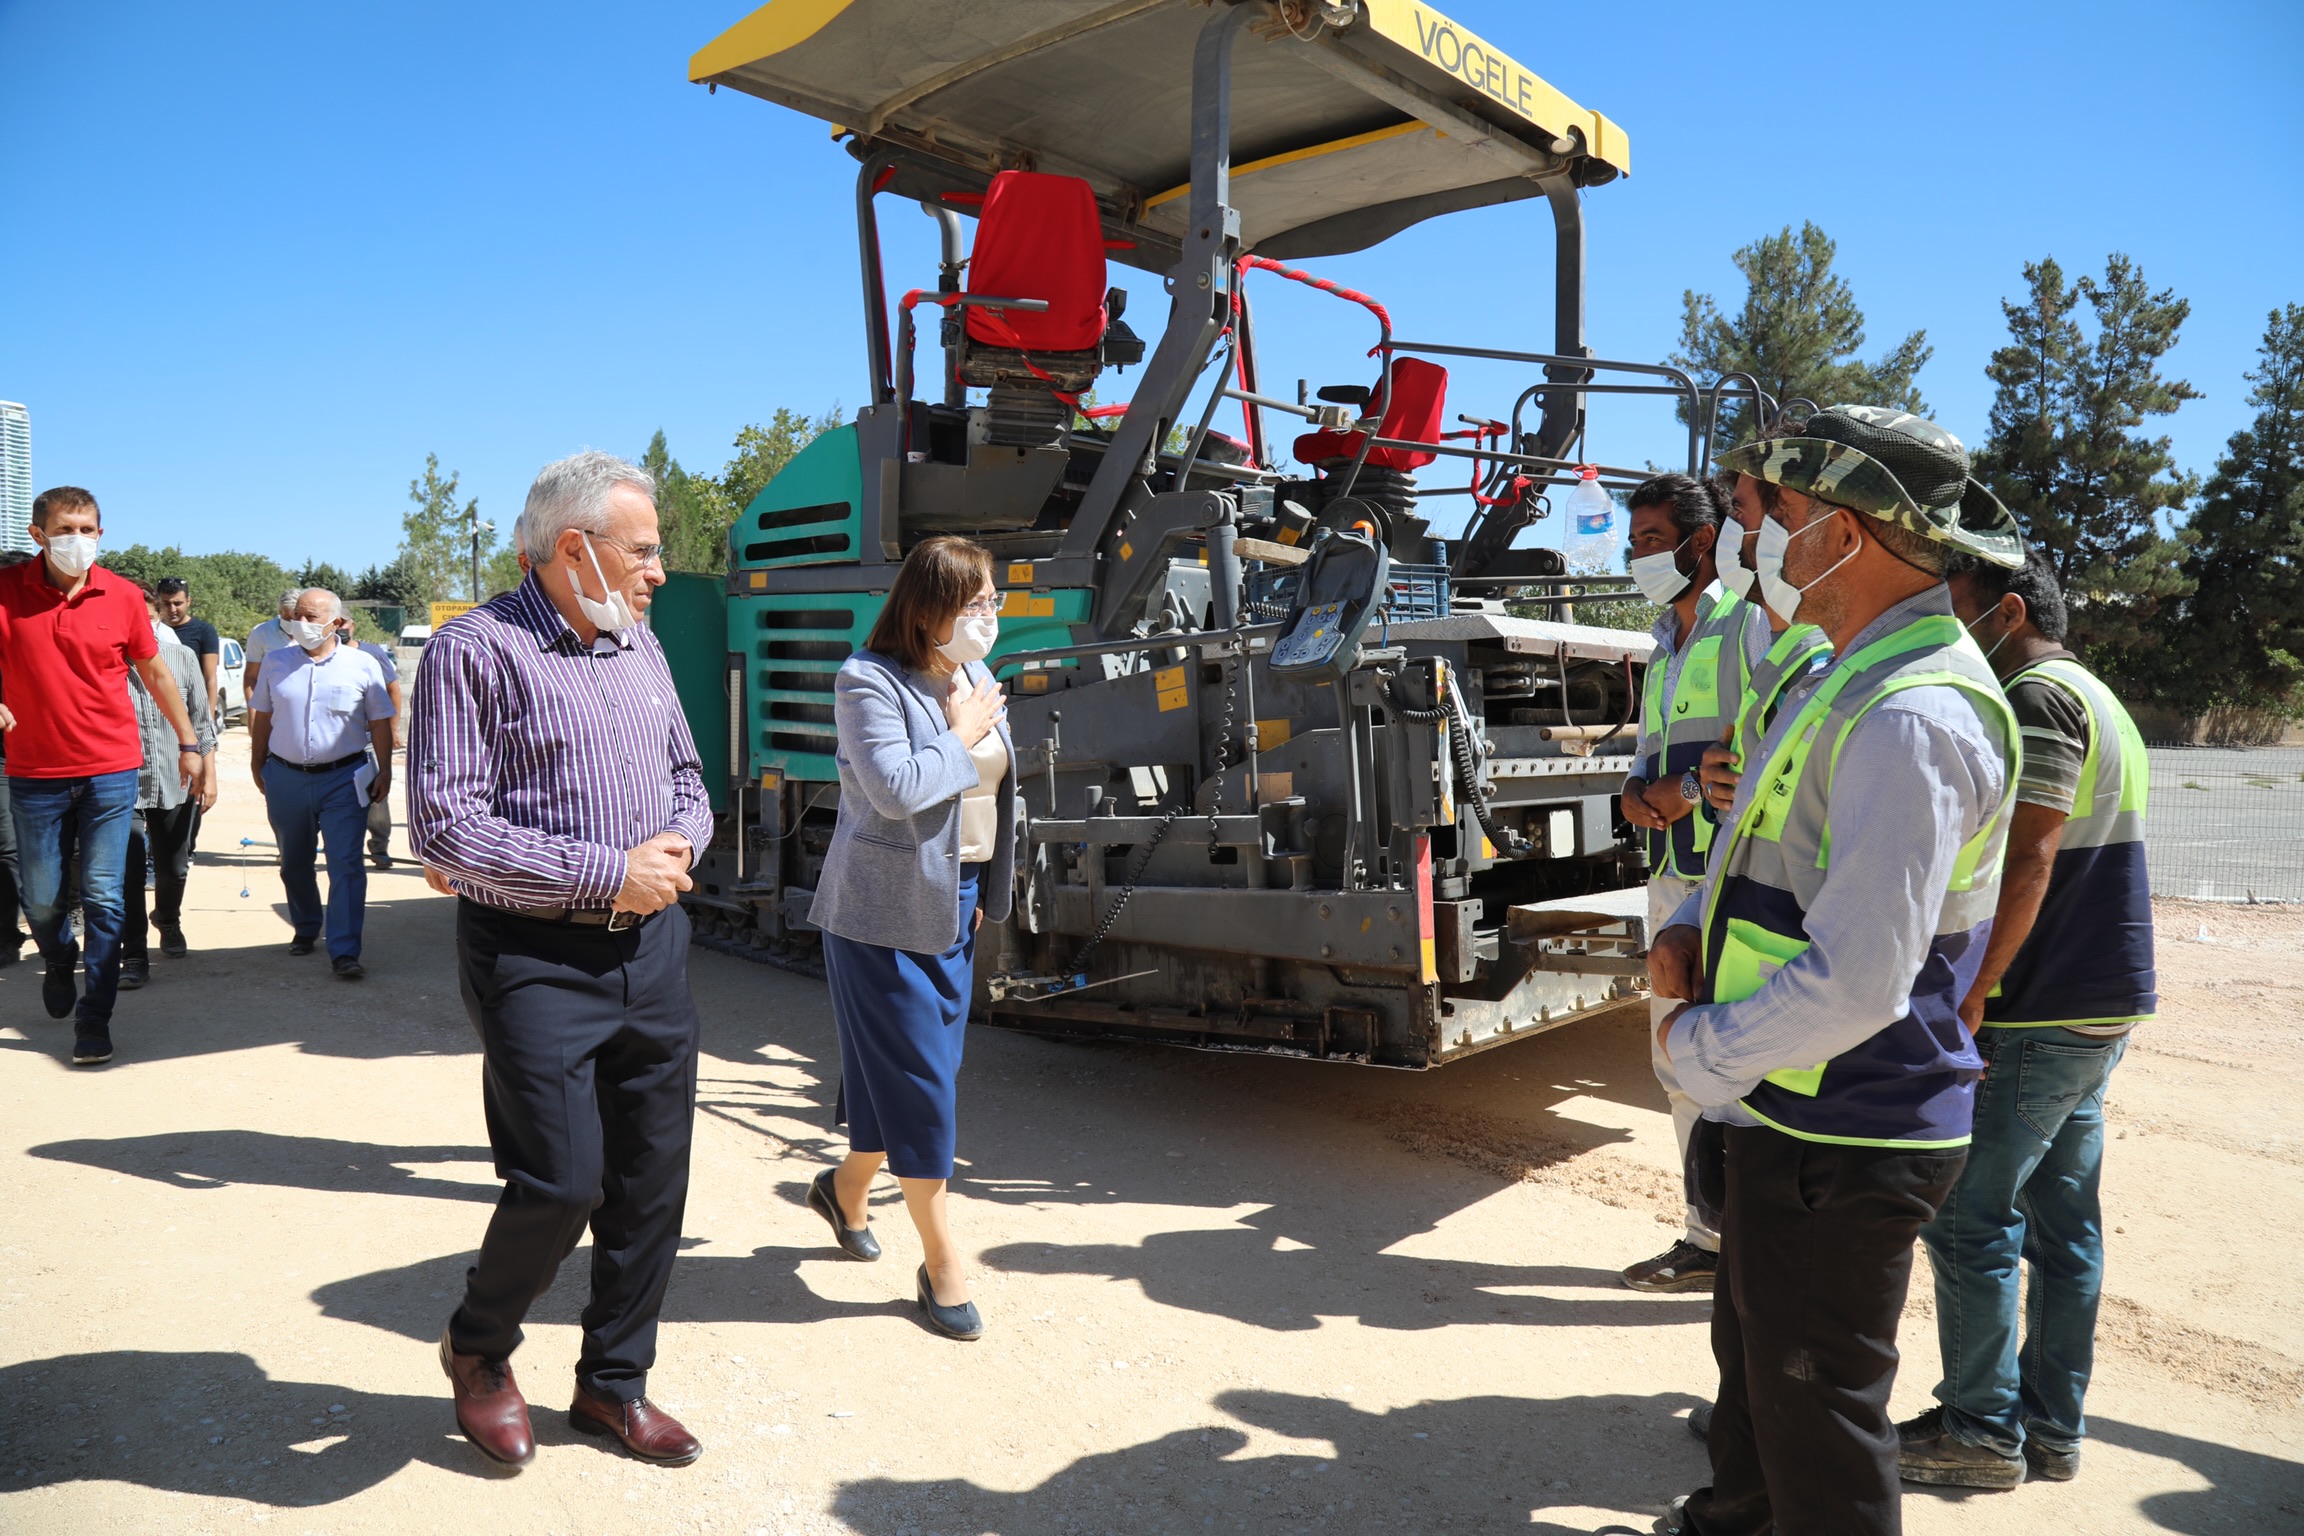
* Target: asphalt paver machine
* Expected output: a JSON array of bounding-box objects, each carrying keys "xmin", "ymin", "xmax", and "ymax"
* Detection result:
[{"xmin": 667, "ymin": 0, "xmax": 1777, "ymax": 1068}]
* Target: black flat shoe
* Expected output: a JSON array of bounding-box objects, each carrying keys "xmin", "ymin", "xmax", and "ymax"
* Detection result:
[
  {"xmin": 807, "ymin": 1168, "xmax": 880, "ymax": 1261},
  {"xmin": 916, "ymin": 1263, "xmax": 982, "ymax": 1341}
]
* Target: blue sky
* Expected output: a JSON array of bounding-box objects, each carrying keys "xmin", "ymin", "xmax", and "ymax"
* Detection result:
[{"xmin": 3, "ymin": 1, "xmax": 2298, "ymax": 576}]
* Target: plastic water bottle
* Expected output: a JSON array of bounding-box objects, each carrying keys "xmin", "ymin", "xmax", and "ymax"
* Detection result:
[{"xmin": 1562, "ymin": 466, "xmax": 1616, "ymax": 573}]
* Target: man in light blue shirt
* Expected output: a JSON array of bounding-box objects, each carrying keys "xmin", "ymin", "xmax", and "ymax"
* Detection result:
[{"xmin": 249, "ymin": 588, "xmax": 395, "ymax": 978}]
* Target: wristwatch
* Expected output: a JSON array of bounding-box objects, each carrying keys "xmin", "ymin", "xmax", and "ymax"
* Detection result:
[
  {"xmin": 178, "ymin": 742, "xmax": 201, "ymax": 754},
  {"xmin": 1679, "ymin": 769, "xmax": 1702, "ymax": 803}
]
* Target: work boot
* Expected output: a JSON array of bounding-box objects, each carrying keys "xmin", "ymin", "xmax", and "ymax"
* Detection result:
[
  {"xmin": 1621, "ymin": 1239, "xmax": 1717, "ymax": 1293},
  {"xmin": 120, "ymin": 957, "xmax": 151, "ymax": 990},
  {"xmin": 1896, "ymin": 1406, "xmax": 2025, "ymax": 1488},
  {"xmin": 2024, "ymin": 1439, "xmax": 2081, "ymax": 1482}
]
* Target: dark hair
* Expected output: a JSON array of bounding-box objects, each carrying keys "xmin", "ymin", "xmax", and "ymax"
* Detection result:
[
  {"xmin": 30, "ymin": 486, "xmax": 99, "ymax": 528},
  {"xmin": 866, "ymin": 535, "xmax": 995, "ymax": 670},
  {"xmin": 156, "ymin": 576, "xmax": 189, "ymax": 594},
  {"xmin": 1626, "ymin": 472, "xmax": 1724, "ymax": 539},
  {"xmin": 1948, "ymin": 547, "xmax": 2067, "ymax": 642}
]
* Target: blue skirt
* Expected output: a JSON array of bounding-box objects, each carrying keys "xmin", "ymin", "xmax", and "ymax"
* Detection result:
[{"xmin": 820, "ymin": 863, "xmax": 981, "ymax": 1180}]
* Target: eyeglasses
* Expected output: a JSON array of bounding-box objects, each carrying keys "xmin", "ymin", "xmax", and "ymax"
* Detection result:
[
  {"xmin": 959, "ymin": 595, "xmax": 1001, "ymax": 618},
  {"xmin": 156, "ymin": 577, "xmax": 188, "ymax": 594},
  {"xmin": 595, "ymin": 535, "xmax": 666, "ymax": 567}
]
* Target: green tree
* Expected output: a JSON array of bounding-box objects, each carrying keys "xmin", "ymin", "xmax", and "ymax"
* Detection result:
[
  {"xmin": 1975, "ymin": 254, "xmax": 2199, "ymax": 679},
  {"xmin": 399, "ymin": 453, "xmax": 504, "ymax": 604},
  {"xmin": 101, "ymin": 545, "xmax": 298, "ymax": 646},
  {"xmin": 1671, "ymin": 222, "xmax": 1930, "ymax": 446},
  {"xmin": 2169, "ymin": 304, "xmax": 2304, "ymax": 711},
  {"xmin": 647, "ymin": 407, "xmax": 844, "ymax": 575},
  {"xmin": 354, "ymin": 552, "xmax": 429, "ymax": 610}
]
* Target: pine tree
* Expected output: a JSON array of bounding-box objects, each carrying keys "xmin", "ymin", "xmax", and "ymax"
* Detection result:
[
  {"xmin": 2171, "ymin": 304, "xmax": 2304, "ymax": 711},
  {"xmin": 1671, "ymin": 222, "xmax": 1930, "ymax": 446},
  {"xmin": 1975, "ymin": 255, "xmax": 2199, "ymax": 678},
  {"xmin": 646, "ymin": 408, "xmax": 845, "ymax": 575}
]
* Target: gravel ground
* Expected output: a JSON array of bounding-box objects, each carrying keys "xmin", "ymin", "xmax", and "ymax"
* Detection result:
[{"xmin": 1, "ymin": 732, "xmax": 2298, "ymax": 1534}]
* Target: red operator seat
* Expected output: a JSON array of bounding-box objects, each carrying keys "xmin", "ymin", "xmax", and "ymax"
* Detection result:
[
  {"xmin": 1293, "ymin": 357, "xmax": 1450, "ymax": 470},
  {"xmin": 965, "ymin": 170, "xmax": 1109, "ymax": 354}
]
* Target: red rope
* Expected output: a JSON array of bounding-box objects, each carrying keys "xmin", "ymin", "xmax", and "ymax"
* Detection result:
[{"xmin": 1237, "ymin": 254, "xmax": 1392, "ymax": 356}]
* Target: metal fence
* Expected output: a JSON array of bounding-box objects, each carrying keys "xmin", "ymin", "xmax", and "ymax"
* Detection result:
[{"xmin": 2144, "ymin": 745, "xmax": 2304, "ymax": 903}]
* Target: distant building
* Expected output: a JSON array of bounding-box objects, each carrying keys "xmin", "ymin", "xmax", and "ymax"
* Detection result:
[{"xmin": 0, "ymin": 403, "xmax": 32, "ymax": 555}]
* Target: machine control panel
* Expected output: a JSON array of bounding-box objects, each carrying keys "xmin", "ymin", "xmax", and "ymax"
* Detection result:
[{"xmin": 1268, "ymin": 530, "xmax": 1390, "ymax": 681}]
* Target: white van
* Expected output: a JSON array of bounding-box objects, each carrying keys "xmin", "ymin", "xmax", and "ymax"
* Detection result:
[{"xmin": 398, "ymin": 624, "xmax": 433, "ymax": 649}]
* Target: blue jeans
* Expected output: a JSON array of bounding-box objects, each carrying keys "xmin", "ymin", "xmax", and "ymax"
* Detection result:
[
  {"xmin": 1920, "ymin": 1027, "xmax": 2127, "ymax": 1457},
  {"xmin": 262, "ymin": 760, "xmax": 368, "ymax": 961},
  {"xmin": 11, "ymin": 769, "xmax": 139, "ymax": 1028}
]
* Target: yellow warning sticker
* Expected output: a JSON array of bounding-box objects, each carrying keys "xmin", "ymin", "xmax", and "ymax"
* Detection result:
[
  {"xmin": 1256, "ymin": 717, "xmax": 1292, "ymax": 752},
  {"xmin": 1001, "ymin": 593, "xmax": 1056, "ymax": 618},
  {"xmin": 749, "ymin": 571, "xmax": 767, "ymax": 590},
  {"xmin": 1018, "ymin": 672, "xmax": 1049, "ymax": 693},
  {"xmin": 1007, "ymin": 562, "xmax": 1034, "ymax": 585},
  {"xmin": 1119, "ymin": 540, "xmax": 1134, "ymax": 562},
  {"xmin": 1155, "ymin": 664, "xmax": 1189, "ymax": 712}
]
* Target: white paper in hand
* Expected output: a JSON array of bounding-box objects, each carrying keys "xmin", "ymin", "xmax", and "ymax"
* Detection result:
[{"xmin": 353, "ymin": 757, "xmax": 378, "ymax": 807}]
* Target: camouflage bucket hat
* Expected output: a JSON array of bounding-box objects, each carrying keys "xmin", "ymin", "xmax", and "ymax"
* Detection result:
[{"xmin": 1716, "ymin": 405, "xmax": 2025, "ymax": 569}]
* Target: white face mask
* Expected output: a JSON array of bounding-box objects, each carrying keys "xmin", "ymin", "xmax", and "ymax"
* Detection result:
[
  {"xmin": 1627, "ymin": 535, "xmax": 1694, "ymax": 604},
  {"xmin": 937, "ymin": 611, "xmax": 999, "ymax": 666},
  {"xmin": 568, "ymin": 534, "xmax": 638, "ymax": 634},
  {"xmin": 43, "ymin": 533, "xmax": 98, "ymax": 577},
  {"xmin": 282, "ymin": 618, "xmax": 329, "ymax": 651},
  {"xmin": 1717, "ymin": 521, "xmax": 1758, "ymax": 599},
  {"xmin": 1754, "ymin": 509, "xmax": 1860, "ymax": 624}
]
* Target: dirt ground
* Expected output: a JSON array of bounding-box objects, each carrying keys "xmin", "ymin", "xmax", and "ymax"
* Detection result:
[{"xmin": 2, "ymin": 731, "xmax": 2299, "ymax": 1535}]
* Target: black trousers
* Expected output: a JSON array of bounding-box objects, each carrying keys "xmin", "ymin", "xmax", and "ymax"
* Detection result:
[
  {"xmin": 121, "ymin": 801, "xmax": 199, "ymax": 958},
  {"xmin": 1685, "ymin": 1124, "xmax": 1967, "ymax": 1536},
  {"xmin": 447, "ymin": 900, "xmax": 699, "ymax": 1404}
]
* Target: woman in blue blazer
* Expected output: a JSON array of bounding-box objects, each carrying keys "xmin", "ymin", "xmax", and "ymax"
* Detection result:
[{"xmin": 806, "ymin": 535, "xmax": 1017, "ymax": 1341}]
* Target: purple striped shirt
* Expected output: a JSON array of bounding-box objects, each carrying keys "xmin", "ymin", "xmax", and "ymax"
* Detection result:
[{"xmin": 407, "ymin": 572, "xmax": 712, "ymax": 911}]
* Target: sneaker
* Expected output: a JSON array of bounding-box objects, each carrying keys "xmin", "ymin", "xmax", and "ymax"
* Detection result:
[
  {"xmin": 119, "ymin": 957, "xmax": 151, "ymax": 990},
  {"xmin": 72, "ymin": 1029, "xmax": 113, "ymax": 1066},
  {"xmin": 1688, "ymin": 1402, "xmax": 1712, "ymax": 1442},
  {"xmin": 1622, "ymin": 1239, "xmax": 1718, "ymax": 1293},
  {"xmin": 370, "ymin": 850, "xmax": 394, "ymax": 870},
  {"xmin": 1897, "ymin": 1406, "xmax": 2025, "ymax": 1489},
  {"xmin": 0, "ymin": 941, "xmax": 21, "ymax": 968},
  {"xmin": 2023, "ymin": 1439, "xmax": 2080, "ymax": 1482},
  {"xmin": 1653, "ymin": 1494, "xmax": 1695, "ymax": 1535},
  {"xmin": 158, "ymin": 925, "xmax": 188, "ymax": 958},
  {"xmin": 43, "ymin": 957, "xmax": 78, "ymax": 1019},
  {"xmin": 289, "ymin": 935, "xmax": 317, "ymax": 956},
  {"xmin": 333, "ymin": 956, "xmax": 366, "ymax": 980}
]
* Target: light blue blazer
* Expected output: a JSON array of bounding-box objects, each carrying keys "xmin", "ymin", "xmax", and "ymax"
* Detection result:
[{"xmin": 809, "ymin": 649, "xmax": 1019, "ymax": 954}]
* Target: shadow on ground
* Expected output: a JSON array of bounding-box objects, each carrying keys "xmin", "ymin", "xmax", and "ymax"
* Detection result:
[
  {"xmin": 831, "ymin": 1389, "xmax": 1699, "ymax": 1535},
  {"xmin": 0, "ymin": 872, "xmax": 475, "ymax": 1067},
  {"xmin": 26, "ymin": 1131, "xmax": 497, "ymax": 1203},
  {"xmin": 0, "ymin": 1350, "xmax": 496, "ymax": 1503}
]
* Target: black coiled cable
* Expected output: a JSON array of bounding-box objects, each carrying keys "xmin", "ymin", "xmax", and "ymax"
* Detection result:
[{"xmin": 1385, "ymin": 675, "xmax": 1531, "ymax": 857}]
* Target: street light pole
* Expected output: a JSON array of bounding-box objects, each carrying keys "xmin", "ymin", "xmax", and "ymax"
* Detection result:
[{"xmin": 467, "ymin": 505, "xmax": 495, "ymax": 602}]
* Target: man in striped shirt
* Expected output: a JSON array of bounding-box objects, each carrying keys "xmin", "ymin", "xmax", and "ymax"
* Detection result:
[{"xmin": 410, "ymin": 450, "xmax": 712, "ymax": 1471}]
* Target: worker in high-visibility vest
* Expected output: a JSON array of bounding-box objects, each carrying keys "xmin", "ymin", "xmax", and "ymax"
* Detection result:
[
  {"xmin": 1697, "ymin": 455, "xmax": 1833, "ymax": 818},
  {"xmin": 1896, "ymin": 548, "xmax": 2156, "ymax": 1491},
  {"xmin": 1647, "ymin": 405, "xmax": 2026, "ymax": 1536},
  {"xmin": 1615, "ymin": 472, "xmax": 1771, "ymax": 1296}
]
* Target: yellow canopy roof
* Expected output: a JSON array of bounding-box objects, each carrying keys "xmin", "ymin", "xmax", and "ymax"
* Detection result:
[{"xmin": 691, "ymin": 0, "xmax": 1627, "ymax": 270}]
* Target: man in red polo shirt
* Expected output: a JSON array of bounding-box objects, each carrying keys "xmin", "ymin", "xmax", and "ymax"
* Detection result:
[{"xmin": 0, "ymin": 486, "xmax": 200, "ymax": 1066}]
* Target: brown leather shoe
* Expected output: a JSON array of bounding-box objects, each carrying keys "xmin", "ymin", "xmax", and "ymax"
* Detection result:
[
  {"xmin": 438, "ymin": 1329, "xmax": 535, "ymax": 1466},
  {"xmin": 569, "ymin": 1384, "xmax": 702, "ymax": 1466}
]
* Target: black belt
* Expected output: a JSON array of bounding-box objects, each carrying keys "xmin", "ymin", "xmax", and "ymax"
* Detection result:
[
  {"xmin": 266, "ymin": 751, "xmax": 367, "ymax": 774},
  {"xmin": 499, "ymin": 904, "xmax": 654, "ymax": 932}
]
